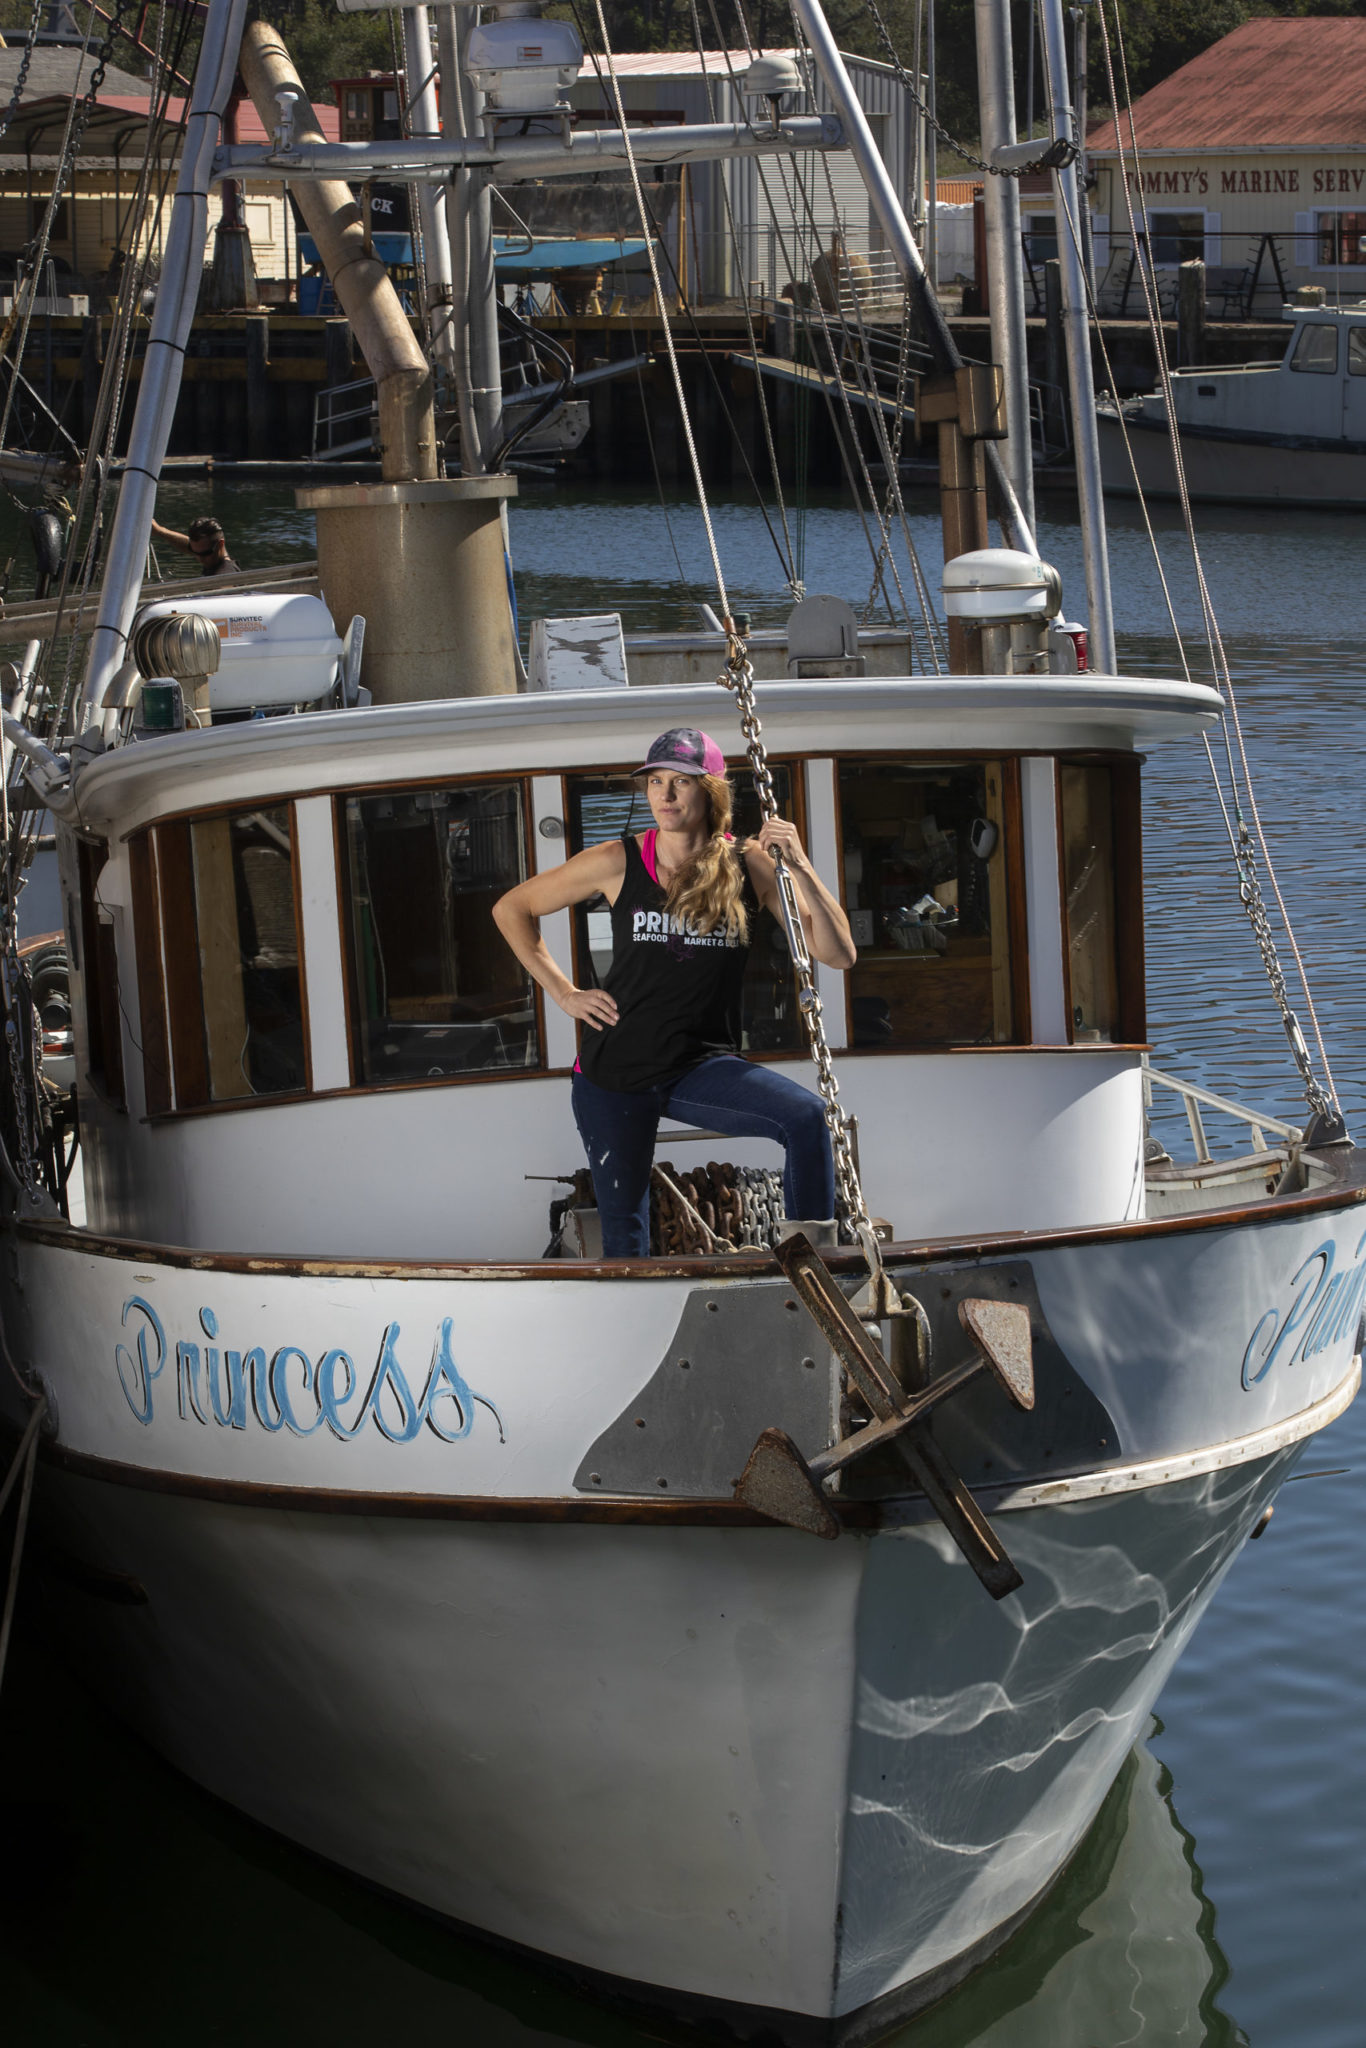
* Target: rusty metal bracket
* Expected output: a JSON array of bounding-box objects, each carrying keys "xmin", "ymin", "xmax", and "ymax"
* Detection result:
[{"xmin": 734, "ymin": 1234, "xmax": 1034, "ymax": 1599}]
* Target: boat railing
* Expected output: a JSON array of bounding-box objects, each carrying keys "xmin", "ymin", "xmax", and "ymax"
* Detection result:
[
  {"xmin": 1142, "ymin": 1056, "xmax": 1302, "ymax": 1163},
  {"xmin": 313, "ymin": 375, "xmax": 378, "ymax": 461}
]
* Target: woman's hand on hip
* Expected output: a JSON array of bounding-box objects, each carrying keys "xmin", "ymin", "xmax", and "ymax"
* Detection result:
[{"xmin": 559, "ymin": 986, "xmax": 619, "ymax": 1030}]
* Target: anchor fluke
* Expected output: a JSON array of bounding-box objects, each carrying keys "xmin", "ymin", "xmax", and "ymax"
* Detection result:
[
  {"xmin": 736, "ymin": 1428, "xmax": 841, "ymax": 1541},
  {"xmin": 959, "ymin": 1297, "xmax": 1035, "ymax": 1409},
  {"xmin": 733, "ymin": 1235, "xmax": 1030, "ymax": 1599}
]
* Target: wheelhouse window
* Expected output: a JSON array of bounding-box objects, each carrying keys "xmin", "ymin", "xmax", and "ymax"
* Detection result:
[
  {"xmin": 341, "ymin": 780, "xmax": 539, "ymax": 1086},
  {"xmin": 566, "ymin": 764, "xmax": 804, "ymax": 1055},
  {"xmin": 1058, "ymin": 760, "xmax": 1144, "ymax": 1044},
  {"xmin": 1291, "ymin": 324, "xmax": 1338, "ymax": 375},
  {"xmin": 131, "ymin": 806, "xmax": 307, "ymax": 1112},
  {"xmin": 839, "ymin": 759, "xmax": 1019, "ymax": 1047}
]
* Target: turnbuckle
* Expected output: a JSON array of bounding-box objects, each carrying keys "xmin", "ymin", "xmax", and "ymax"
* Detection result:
[{"xmin": 734, "ymin": 1232, "xmax": 1033, "ymax": 1600}]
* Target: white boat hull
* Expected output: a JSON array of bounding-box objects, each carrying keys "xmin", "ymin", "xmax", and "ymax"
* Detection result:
[
  {"xmin": 1097, "ymin": 410, "xmax": 1366, "ymax": 509},
  {"xmin": 6, "ymin": 1179, "xmax": 1362, "ymax": 2040},
  {"xmin": 30, "ymin": 1439, "xmax": 1300, "ymax": 2041}
]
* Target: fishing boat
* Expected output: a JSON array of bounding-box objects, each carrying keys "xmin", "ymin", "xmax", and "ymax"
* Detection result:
[
  {"xmin": 1098, "ymin": 300, "xmax": 1366, "ymax": 509},
  {"xmin": 0, "ymin": 1, "xmax": 1358, "ymax": 2043}
]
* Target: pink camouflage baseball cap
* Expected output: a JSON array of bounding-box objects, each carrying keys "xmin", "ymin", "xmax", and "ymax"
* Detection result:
[{"xmin": 632, "ymin": 727, "xmax": 727, "ymax": 777}]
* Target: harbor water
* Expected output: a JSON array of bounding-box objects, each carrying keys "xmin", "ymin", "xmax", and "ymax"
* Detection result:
[{"xmin": 2, "ymin": 478, "xmax": 1364, "ymax": 2046}]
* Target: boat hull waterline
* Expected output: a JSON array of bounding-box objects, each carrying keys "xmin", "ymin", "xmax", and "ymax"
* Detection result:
[
  {"xmin": 1098, "ymin": 410, "xmax": 1366, "ymax": 509},
  {"xmin": 7, "ymin": 1189, "xmax": 1362, "ymax": 2042}
]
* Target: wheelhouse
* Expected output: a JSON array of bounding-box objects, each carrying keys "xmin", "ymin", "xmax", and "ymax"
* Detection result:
[{"xmin": 60, "ymin": 675, "xmax": 1218, "ymax": 1258}]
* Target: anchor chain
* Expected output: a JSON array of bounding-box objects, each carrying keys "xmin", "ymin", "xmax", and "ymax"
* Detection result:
[
  {"xmin": 3, "ymin": 946, "xmax": 40, "ymax": 1203},
  {"xmin": 717, "ymin": 629, "xmax": 873, "ymax": 1241},
  {"xmin": 1233, "ymin": 823, "xmax": 1335, "ymax": 1128}
]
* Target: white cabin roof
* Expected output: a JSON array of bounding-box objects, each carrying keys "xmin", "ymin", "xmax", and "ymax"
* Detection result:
[{"xmin": 73, "ymin": 675, "xmax": 1223, "ymax": 835}]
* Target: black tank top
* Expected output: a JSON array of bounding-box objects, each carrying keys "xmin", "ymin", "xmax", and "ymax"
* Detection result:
[{"xmin": 577, "ymin": 833, "xmax": 757, "ymax": 1093}]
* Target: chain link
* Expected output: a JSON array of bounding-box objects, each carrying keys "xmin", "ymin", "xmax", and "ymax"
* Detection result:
[
  {"xmin": 1233, "ymin": 824, "xmax": 1333, "ymax": 1123},
  {"xmin": 3, "ymin": 949, "xmax": 39, "ymax": 1202},
  {"xmin": 857, "ymin": 0, "xmax": 1078, "ymax": 182},
  {"xmin": 0, "ymin": 0, "xmax": 44, "ymax": 150},
  {"xmin": 718, "ymin": 635, "xmax": 872, "ymax": 1235}
]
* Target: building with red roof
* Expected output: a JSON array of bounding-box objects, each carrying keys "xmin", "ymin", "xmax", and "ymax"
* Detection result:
[{"xmin": 1082, "ymin": 19, "xmax": 1366, "ymax": 300}]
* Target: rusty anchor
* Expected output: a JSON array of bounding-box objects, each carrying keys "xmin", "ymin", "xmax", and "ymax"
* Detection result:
[{"xmin": 734, "ymin": 1233, "xmax": 1034, "ymax": 1599}]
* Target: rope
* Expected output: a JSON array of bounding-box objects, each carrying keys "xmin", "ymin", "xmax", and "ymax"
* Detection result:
[
  {"xmin": 1097, "ymin": 0, "xmax": 1341, "ymax": 1127},
  {"xmin": 787, "ymin": 18, "xmax": 945, "ymax": 667},
  {"xmin": 586, "ymin": 15, "xmax": 881, "ymax": 1247},
  {"xmin": 686, "ymin": 0, "xmax": 801, "ymax": 594},
  {"xmin": 705, "ymin": 0, "xmax": 932, "ymax": 641},
  {"xmin": 590, "ymin": 0, "xmax": 733, "ymax": 619}
]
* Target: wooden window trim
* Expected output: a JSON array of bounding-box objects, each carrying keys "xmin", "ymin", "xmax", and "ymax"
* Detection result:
[
  {"xmin": 129, "ymin": 830, "xmax": 172, "ymax": 1117},
  {"xmin": 1056, "ymin": 755, "xmax": 1144, "ymax": 1046},
  {"xmin": 155, "ymin": 818, "xmax": 210, "ymax": 1110},
  {"xmin": 1112, "ymin": 758, "xmax": 1146, "ymax": 1044},
  {"xmin": 1002, "ymin": 757, "xmax": 1032, "ymax": 1043}
]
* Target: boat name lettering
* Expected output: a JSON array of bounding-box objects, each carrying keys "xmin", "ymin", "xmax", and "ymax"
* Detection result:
[
  {"xmin": 1240, "ymin": 1229, "xmax": 1366, "ymax": 1391},
  {"xmin": 114, "ymin": 1297, "xmax": 504, "ymax": 1444}
]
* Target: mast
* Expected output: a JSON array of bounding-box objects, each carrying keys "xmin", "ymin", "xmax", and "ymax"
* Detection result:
[
  {"xmin": 1038, "ymin": 0, "xmax": 1116, "ymax": 669},
  {"xmin": 437, "ymin": 3, "xmax": 502, "ymax": 470},
  {"xmin": 402, "ymin": 6, "xmax": 459, "ymax": 389},
  {"xmin": 81, "ymin": 0, "xmax": 251, "ymax": 723},
  {"xmin": 787, "ymin": 0, "xmax": 1036, "ymax": 555},
  {"xmin": 972, "ymin": 0, "xmax": 1035, "ymax": 533}
]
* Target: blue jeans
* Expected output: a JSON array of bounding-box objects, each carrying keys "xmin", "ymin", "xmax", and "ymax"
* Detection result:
[{"xmin": 571, "ymin": 1056, "xmax": 835, "ymax": 1257}]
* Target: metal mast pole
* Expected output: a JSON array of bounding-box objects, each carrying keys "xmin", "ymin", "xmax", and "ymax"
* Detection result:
[
  {"xmin": 973, "ymin": 0, "xmax": 1035, "ymax": 534},
  {"xmin": 402, "ymin": 7, "xmax": 458, "ymax": 382},
  {"xmin": 926, "ymin": 0, "xmax": 937, "ymax": 287},
  {"xmin": 787, "ymin": 0, "xmax": 1036, "ymax": 553},
  {"xmin": 1071, "ymin": 2, "xmax": 1095, "ymax": 289},
  {"xmin": 81, "ymin": 0, "xmax": 251, "ymax": 723},
  {"xmin": 1039, "ymin": 0, "xmax": 1116, "ymax": 669},
  {"xmin": 455, "ymin": 13, "xmax": 503, "ymax": 467}
]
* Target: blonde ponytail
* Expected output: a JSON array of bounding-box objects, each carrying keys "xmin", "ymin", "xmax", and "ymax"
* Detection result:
[{"xmin": 663, "ymin": 775, "xmax": 749, "ymax": 941}]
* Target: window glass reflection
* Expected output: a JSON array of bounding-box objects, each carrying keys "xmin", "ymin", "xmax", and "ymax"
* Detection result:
[
  {"xmin": 343, "ymin": 782, "xmax": 539, "ymax": 1085},
  {"xmin": 838, "ymin": 760, "xmax": 1013, "ymax": 1047}
]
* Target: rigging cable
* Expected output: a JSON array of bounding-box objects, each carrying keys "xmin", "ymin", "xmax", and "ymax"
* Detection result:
[
  {"xmin": 685, "ymin": 0, "xmax": 802, "ymax": 595},
  {"xmin": 585, "ymin": 4, "xmax": 876, "ymax": 1244},
  {"xmin": 1094, "ymin": 0, "xmax": 1341, "ymax": 1128},
  {"xmin": 787, "ymin": 17, "xmax": 945, "ymax": 662},
  {"xmin": 698, "ymin": 0, "xmax": 923, "ymax": 632},
  {"xmin": 722, "ymin": 0, "xmax": 945, "ymax": 663}
]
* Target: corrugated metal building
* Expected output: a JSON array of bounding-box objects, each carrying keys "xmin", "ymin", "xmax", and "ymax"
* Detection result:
[
  {"xmin": 566, "ymin": 49, "xmax": 920, "ymax": 301},
  {"xmin": 1082, "ymin": 20, "xmax": 1366, "ymax": 299}
]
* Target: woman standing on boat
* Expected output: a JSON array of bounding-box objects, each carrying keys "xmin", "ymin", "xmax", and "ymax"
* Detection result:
[{"xmin": 494, "ymin": 727, "xmax": 856, "ymax": 1256}]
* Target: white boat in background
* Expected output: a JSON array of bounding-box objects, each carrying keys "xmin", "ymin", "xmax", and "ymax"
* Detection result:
[
  {"xmin": 1099, "ymin": 301, "xmax": 1366, "ymax": 508},
  {"xmin": 0, "ymin": 1, "xmax": 1358, "ymax": 2042}
]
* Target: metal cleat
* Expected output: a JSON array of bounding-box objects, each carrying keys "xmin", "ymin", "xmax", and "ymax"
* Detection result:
[{"xmin": 734, "ymin": 1234, "xmax": 1035, "ymax": 1600}]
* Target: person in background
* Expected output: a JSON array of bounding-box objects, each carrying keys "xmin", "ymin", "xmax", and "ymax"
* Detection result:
[
  {"xmin": 150, "ymin": 514, "xmax": 238, "ymax": 576},
  {"xmin": 493, "ymin": 726, "xmax": 857, "ymax": 1258}
]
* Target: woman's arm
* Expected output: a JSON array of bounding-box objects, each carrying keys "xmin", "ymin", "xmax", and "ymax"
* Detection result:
[
  {"xmin": 744, "ymin": 820, "xmax": 857, "ymax": 971},
  {"xmin": 493, "ymin": 838, "xmax": 628, "ymax": 1031}
]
